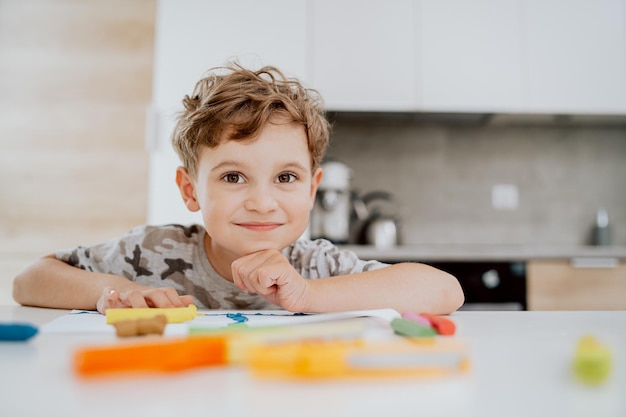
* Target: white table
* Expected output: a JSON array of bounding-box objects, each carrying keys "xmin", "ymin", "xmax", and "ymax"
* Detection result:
[{"xmin": 1, "ymin": 306, "xmax": 624, "ymax": 417}]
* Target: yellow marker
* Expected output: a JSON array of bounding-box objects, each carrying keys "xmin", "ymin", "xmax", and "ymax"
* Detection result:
[
  {"xmin": 573, "ymin": 335, "xmax": 612, "ymax": 384},
  {"xmin": 106, "ymin": 304, "xmax": 198, "ymax": 324}
]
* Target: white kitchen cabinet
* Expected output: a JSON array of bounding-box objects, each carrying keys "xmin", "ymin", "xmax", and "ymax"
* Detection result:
[
  {"xmin": 419, "ymin": 0, "xmax": 524, "ymax": 112},
  {"xmin": 148, "ymin": 0, "xmax": 308, "ymax": 225},
  {"xmin": 313, "ymin": 0, "xmax": 626, "ymax": 114},
  {"xmin": 153, "ymin": 0, "xmax": 308, "ymax": 113},
  {"xmin": 524, "ymin": 0, "xmax": 626, "ymax": 113},
  {"xmin": 310, "ymin": 0, "xmax": 418, "ymax": 111}
]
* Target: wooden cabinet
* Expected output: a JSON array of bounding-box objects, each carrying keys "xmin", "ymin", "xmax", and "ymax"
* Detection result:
[{"xmin": 527, "ymin": 259, "xmax": 626, "ymax": 310}]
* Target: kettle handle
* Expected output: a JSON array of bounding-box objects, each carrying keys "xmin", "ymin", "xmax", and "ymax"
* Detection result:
[{"xmin": 361, "ymin": 191, "xmax": 393, "ymax": 204}]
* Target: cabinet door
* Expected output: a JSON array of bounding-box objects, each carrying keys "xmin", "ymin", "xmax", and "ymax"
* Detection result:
[
  {"xmin": 153, "ymin": 0, "xmax": 308, "ymax": 111},
  {"xmin": 527, "ymin": 259, "xmax": 626, "ymax": 310},
  {"xmin": 419, "ymin": 0, "xmax": 523, "ymax": 112},
  {"xmin": 148, "ymin": 0, "xmax": 307, "ymax": 225},
  {"xmin": 524, "ymin": 0, "xmax": 626, "ymax": 113},
  {"xmin": 310, "ymin": 0, "xmax": 417, "ymax": 111}
]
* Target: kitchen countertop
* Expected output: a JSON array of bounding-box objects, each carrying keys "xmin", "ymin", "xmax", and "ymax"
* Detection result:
[
  {"xmin": 339, "ymin": 244, "xmax": 626, "ymax": 262},
  {"xmin": 1, "ymin": 306, "xmax": 624, "ymax": 417}
]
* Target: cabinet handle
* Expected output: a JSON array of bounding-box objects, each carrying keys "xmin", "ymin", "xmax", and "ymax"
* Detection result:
[{"xmin": 570, "ymin": 257, "xmax": 619, "ymax": 269}]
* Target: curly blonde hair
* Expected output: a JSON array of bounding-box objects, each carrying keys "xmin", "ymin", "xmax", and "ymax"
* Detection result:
[{"xmin": 172, "ymin": 63, "xmax": 331, "ymax": 179}]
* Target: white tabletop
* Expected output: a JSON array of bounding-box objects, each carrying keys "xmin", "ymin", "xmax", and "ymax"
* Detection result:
[{"xmin": 1, "ymin": 306, "xmax": 624, "ymax": 417}]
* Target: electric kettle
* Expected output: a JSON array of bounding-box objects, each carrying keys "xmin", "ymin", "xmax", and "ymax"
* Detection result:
[{"xmin": 309, "ymin": 161, "xmax": 352, "ymax": 243}]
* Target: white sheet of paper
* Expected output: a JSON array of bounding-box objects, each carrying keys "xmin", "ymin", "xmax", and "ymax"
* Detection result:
[{"xmin": 40, "ymin": 309, "xmax": 400, "ymax": 335}]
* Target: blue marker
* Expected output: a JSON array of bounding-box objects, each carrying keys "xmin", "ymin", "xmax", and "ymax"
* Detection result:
[{"xmin": 0, "ymin": 323, "xmax": 38, "ymax": 341}]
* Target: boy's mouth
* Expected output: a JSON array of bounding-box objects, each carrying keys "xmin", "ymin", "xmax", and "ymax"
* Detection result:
[{"xmin": 235, "ymin": 222, "xmax": 283, "ymax": 232}]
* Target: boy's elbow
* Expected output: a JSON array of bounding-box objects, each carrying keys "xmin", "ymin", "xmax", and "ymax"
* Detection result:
[
  {"xmin": 12, "ymin": 272, "xmax": 28, "ymax": 306},
  {"xmin": 12, "ymin": 255, "xmax": 54, "ymax": 306},
  {"xmin": 436, "ymin": 271, "xmax": 465, "ymax": 315},
  {"xmin": 447, "ymin": 275, "xmax": 465, "ymax": 313}
]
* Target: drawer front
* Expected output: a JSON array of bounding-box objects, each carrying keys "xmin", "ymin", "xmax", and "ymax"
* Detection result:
[{"xmin": 527, "ymin": 260, "xmax": 626, "ymax": 310}]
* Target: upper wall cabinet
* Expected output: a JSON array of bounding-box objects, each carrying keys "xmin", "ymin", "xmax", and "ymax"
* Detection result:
[
  {"xmin": 524, "ymin": 0, "xmax": 626, "ymax": 114},
  {"xmin": 310, "ymin": 0, "xmax": 418, "ymax": 111},
  {"xmin": 312, "ymin": 0, "xmax": 626, "ymax": 114},
  {"xmin": 153, "ymin": 0, "xmax": 626, "ymax": 115},
  {"xmin": 419, "ymin": 0, "xmax": 524, "ymax": 113},
  {"xmin": 152, "ymin": 0, "xmax": 308, "ymax": 112}
]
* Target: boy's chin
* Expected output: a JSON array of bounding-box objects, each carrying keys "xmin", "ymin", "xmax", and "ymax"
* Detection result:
[{"xmin": 238, "ymin": 240, "xmax": 288, "ymax": 255}]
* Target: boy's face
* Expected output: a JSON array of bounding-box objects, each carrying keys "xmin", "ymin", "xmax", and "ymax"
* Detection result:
[{"xmin": 177, "ymin": 118, "xmax": 323, "ymax": 259}]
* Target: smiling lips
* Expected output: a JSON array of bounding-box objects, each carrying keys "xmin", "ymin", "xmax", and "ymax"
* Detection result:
[{"xmin": 236, "ymin": 222, "xmax": 283, "ymax": 232}]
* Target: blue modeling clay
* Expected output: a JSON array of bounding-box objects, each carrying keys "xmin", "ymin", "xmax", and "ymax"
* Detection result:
[{"xmin": 0, "ymin": 323, "xmax": 39, "ymax": 341}]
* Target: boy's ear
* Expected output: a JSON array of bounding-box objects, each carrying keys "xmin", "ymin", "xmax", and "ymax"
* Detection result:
[
  {"xmin": 175, "ymin": 166, "xmax": 200, "ymax": 212},
  {"xmin": 309, "ymin": 167, "xmax": 323, "ymax": 206}
]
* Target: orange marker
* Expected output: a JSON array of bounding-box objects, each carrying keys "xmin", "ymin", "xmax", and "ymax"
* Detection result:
[{"xmin": 419, "ymin": 313, "xmax": 456, "ymax": 336}]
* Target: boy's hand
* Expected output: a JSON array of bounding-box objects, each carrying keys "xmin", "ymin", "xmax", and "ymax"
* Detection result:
[
  {"xmin": 231, "ymin": 249, "xmax": 309, "ymax": 312},
  {"xmin": 96, "ymin": 286, "xmax": 194, "ymax": 314}
]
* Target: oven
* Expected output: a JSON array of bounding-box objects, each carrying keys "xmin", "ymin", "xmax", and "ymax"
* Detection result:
[{"xmin": 383, "ymin": 259, "xmax": 527, "ymax": 311}]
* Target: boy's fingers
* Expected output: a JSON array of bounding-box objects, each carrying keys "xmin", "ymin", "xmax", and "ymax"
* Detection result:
[
  {"xmin": 161, "ymin": 287, "xmax": 187, "ymax": 307},
  {"xmin": 180, "ymin": 295, "xmax": 194, "ymax": 305},
  {"xmin": 96, "ymin": 287, "xmax": 119, "ymax": 313},
  {"xmin": 120, "ymin": 290, "xmax": 149, "ymax": 309}
]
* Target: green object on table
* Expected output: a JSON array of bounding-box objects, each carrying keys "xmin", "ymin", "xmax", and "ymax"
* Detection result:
[
  {"xmin": 391, "ymin": 318, "xmax": 437, "ymax": 338},
  {"xmin": 572, "ymin": 335, "xmax": 612, "ymax": 384}
]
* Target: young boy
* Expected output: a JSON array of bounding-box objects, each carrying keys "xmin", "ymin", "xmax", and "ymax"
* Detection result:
[{"xmin": 12, "ymin": 64, "xmax": 464, "ymax": 315}]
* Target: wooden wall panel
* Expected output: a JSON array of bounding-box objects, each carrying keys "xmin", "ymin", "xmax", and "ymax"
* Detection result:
[{"xmin": 0, "ymin": 0, "xmax": 156, "ymax": 304}]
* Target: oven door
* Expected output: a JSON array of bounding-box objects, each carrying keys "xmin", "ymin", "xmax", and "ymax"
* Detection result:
[{"xmin": 423, "ymin": 261, "xmax": 527, "ymax": 311}]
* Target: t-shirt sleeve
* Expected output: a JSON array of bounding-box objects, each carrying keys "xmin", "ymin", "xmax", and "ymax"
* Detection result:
[
  {"xmin": 285, "ymin": 239, "xmax": 389, "ymax": 279},
  {"xmin": 54, "ymin": 226, "xmax": 150, "ymax": 281}
]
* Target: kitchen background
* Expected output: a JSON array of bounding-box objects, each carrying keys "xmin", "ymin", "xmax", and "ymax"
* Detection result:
[
  {"xmin": 1, "ymin": 0, "xmax": 624, "ymax": 308},
  {"xmin": 326, "ymin": 115, "xmax": 626, "ymax": 246}
]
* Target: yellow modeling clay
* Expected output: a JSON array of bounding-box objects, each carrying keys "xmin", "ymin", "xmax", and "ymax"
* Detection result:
[{"xmin": 106, "ymin": 304, "xmax": 197, "ymax": 324}]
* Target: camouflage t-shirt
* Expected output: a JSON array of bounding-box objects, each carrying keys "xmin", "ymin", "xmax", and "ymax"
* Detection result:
[{"xmin": 55, "ymin": 224, "xmax": 389, "ymax": 310}]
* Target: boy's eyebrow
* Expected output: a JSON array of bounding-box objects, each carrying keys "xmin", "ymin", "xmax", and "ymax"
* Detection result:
[
  {"xmin": 280, "ymin": 162, "xmax": 309, "ymax": 172},
  {"xmin": 210, "ymin": 160, "xmax": 243, "ymax": 172},
  {"xmin": 211, "ymin": 161, "xmax": 309, "ymax": 173}
]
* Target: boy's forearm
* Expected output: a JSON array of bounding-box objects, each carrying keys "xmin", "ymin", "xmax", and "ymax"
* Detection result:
[
  {"xmin": 12, "ymin": 255, "xmax": 144, "ymax": 310},
  {"xmin": 304, "ymin": 263, "xmax": 464, "ymax": 315}
]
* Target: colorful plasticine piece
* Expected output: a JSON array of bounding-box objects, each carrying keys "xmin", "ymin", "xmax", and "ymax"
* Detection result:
[
  {"xmin": 0, "ymin": 323, "xmax": 38, "ymax": 341},
  {"xmin": 419, "ymin": 313, "xmax": 456, "ymax": 336},
  {"xmin": 573, "ymin": 335, "xmax": 612, "ymax": 384},
  {"xmin": 401, "ymin": 311, "xmax": 432, "ymax": 327},
  {"xmin": 391, "ymin": 318, "xmax": 437, "ymax": 338},
  {"xmin": 112, "ymin": 315, "xmax": 168, "ymax": 337}
]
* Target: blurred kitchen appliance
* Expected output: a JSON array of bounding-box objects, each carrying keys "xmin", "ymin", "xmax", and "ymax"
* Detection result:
[
  {"xmin": 366, "ymin": 218, "xmax": 398, "ymax": 249},
  {"xmin": 592, "ymin": 208, "xmax": 611, "ymax": 246},
  {"xmin": 310, "ymin": 161, "xmax": 352, "ymax": 243},
  {"xmin": 354, "ymin": 191, "xmax": 399, "ymax": 249}
]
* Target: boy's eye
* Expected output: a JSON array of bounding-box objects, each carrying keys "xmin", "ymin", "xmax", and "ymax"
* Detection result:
[
  {"xmin": 222, "ymin": 173, "xmax": 244, "ymax": 184},
  {"xmin": 276, "ymin": 173, "xmax": 297, "ymax": 183}
]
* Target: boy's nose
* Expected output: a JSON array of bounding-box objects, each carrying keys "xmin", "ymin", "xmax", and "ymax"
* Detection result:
[{"xmin": 243, "ymin": 186, "xmax": 279, "ymax": 212}]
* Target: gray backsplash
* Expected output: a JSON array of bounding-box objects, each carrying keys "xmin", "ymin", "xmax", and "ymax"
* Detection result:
[{"xmin": 324, "ymin": 116, "xmax": 626, "ymax": 246}]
